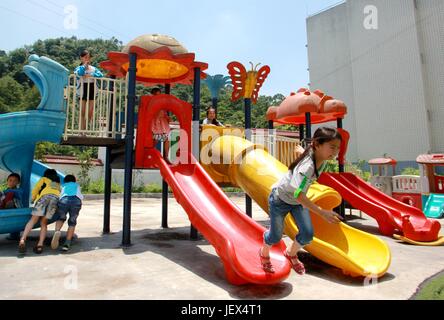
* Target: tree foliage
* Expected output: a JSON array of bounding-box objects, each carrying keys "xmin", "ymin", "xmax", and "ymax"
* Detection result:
[
  {"xmin": 1, "ymin": 36, "xmax": 297, "ymax": 159},
  {"xmin": 0, "ymin": 36, "xmax": 122, "ymax": 113}
]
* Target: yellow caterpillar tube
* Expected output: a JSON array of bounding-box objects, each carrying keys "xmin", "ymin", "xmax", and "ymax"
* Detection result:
[{"xmin": 203, "ymin": 133, "xmax": 391, "ymax": 278}]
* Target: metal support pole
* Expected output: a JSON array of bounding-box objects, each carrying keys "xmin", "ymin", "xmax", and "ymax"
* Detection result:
[
  {"xmin": 337, "ymin": 118, "xmax": 344, "ymax": 173},
  {"xmin": 305, "ymin": 112, "xmax": 312, "ymax": 141},
  {"xmin": 190, "ymin": 68, "xmax": 201, "ymax": 240},
  {"xmin": 267, "ymin": 120, "xmax": 274, "ymax": 155},
  {"xmin": 103, "ymin": 76, "xmax": 115, "ymax": 235},
  {"xmin": 161, "ymin": 84, "xmax": 171, "ymax": 229},
  {"xmin": 122, "ymin": 53, "xmax": 137, "ymax": 246},
  {"xmin": 103, "ymin": 146, "xmax": 112, "ymax": 234},
  {"xmin": 299, "ymin": 124, "xmax": 305, "ymax": 144},
  {"xmin": 336, "ymin": 118, "xmax": 345, "ymax": 219},
  {"xmin": 245, "ymin": 98, "xmax": 252, "ymax": 218},
  {"xmin": 211, "ymin": 97, "xmax": 218, "ymax": 115}
]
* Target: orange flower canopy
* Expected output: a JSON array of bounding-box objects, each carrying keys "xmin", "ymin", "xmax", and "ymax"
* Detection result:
[{"xmin": 100, "ymin": 46, "xmax": 208, "ymax": 85}]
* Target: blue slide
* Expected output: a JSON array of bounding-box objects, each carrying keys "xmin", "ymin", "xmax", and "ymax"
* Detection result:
[
  {"xmin": 424, "ymin": 194, "xmax": 444, "ymax": 219},
  {"xmin": 0, "ymin": 55, "xmax": 68, "ymax": 234}
]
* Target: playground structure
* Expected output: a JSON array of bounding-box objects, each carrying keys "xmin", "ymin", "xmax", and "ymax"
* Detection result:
[
  {"xmin": 0, "ymin": 55, "xmax": 68, "ymax": 234},
  {"xmin": 1, "ymin": 33, "xmax": 442, "ymax": 286},
  {"xmin": 265, "ymin": 88, "xmax": 443, "ymax": 246},
  {"xmin": 368, "ymin": 156, "xmax": 444, "ymax": 219},
  {"xmin": 199, "ymin": 132, "xmax": 391, "ymax": 278}
]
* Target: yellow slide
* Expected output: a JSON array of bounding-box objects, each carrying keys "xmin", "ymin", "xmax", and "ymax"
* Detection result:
[{"xmin": 200, "ymin": 131, "xmax": 391, "ymax": 278}]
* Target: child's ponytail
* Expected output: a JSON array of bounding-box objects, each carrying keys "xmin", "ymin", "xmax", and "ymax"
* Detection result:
[
  {"xmin": 288, "ymin": 127, "xmax": 342, "ymax": 172},
  {"xmin": 288, "ymin": 142, "xmax": 312, "ymax": 172}
]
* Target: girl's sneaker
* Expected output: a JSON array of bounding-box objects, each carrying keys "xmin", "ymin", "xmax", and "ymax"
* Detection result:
[
  {"xmin": 51, "ymin": 231, "xmax": 61, "ymax": 250},
  {"xmin": 62, "ymin": 242, "xmax": 71, "ymax": 252}
]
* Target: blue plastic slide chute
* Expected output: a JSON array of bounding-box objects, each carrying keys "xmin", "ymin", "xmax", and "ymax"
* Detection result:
[
  {"xmin": 0, "ymin": 55, "xmax": 68, "ymax": 234},
  {"xmin": 423, "ymin": 194, "xmax": 444, "ymax": 219}
]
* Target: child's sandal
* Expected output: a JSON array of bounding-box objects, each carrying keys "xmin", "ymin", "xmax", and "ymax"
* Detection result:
[
  {"xmin": 33, "ymin": 245, "xmax": 43, "ymax": 254},
  {"xmin": 18, "ymin": 240, "xmax": 26, "ymax": 254},
  {"xmin": 259, "ymin": 249, "xmax": 275, "ymax": 273},
  {"xmin": 284, "ymin": 251, "xmax": 305, "ymax": 275}
]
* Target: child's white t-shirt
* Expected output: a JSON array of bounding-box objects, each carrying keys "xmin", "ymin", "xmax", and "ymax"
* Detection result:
[
  {"xmin": 82, "ymin": 66, "xmax": 98, "ymax": 84},
  {"xmin": 272, "ymin": 153, "xmax": 326, "ymax": 205}
]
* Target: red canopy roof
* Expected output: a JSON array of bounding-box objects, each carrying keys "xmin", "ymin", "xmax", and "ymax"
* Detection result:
[
  {"xmin": 266, "ymin": 88, "xmax": 347, "ymax": 125},
  {"xmin": 368, "ymin": 158, "xmax": 397, "ymax": 165},
  {"xmin": 416, "ymin": 154, "xmax": 444, "ymax": 165}
]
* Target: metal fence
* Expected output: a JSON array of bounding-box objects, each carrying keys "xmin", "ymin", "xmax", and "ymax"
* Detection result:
[
  {"xmin": 251, "ymin": 130, "xmax": 300, "ymax": 167},
  {"xmin": 63, "ymin": 74, "xmax": 128, "ymax": 139}
]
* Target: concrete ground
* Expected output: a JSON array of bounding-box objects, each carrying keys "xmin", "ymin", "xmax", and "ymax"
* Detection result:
[{"xmin": 0, "ymin": 196, "xmax": 443, "ymax": 300}]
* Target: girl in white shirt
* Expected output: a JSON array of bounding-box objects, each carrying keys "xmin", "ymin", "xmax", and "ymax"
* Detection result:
[{"xmin": 259, "ymin": 127, "xmax": 343, "ymax": 274}]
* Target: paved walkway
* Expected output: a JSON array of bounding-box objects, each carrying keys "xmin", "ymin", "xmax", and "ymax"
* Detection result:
[{"xmin": 0, "ymin": 196, "xmax": 443, "ymax": 300}]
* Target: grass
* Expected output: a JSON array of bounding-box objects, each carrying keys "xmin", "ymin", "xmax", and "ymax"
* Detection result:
[
  {"xmin": 81, "ymin": 180, "xmax": 243, "ymax": 194},
  {"xmin": 222, "ymin": 187, "xmax": 243, "ymax": 192},
  {"xmin": 412, "ymin": 272, "xmax": 444, "ymax": 300},
  {"xmin": 83, "ymin": 180, "xmax": 166, "ymax": 194}
]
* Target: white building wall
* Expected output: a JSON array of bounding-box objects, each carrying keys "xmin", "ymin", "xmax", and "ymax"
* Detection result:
[
  {"xmin": 415, "ymin": 0, "xmax": 444, "ymax": 153},
  {"xmin": 307, "ymin": 0, "xmax": 441, "ymax": 163},
  {"xmin": 347, "ymin": 0, "xmax": 431, "ymax": 161},
  {"xmin": 307, "ymin": 3, "xmax": 359, "ymax": 162}
]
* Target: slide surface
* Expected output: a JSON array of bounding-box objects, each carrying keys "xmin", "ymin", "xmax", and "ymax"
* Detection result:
[
  {"xmin": 202, "ymin": 134, "xmax": 391, "ymax": 278},
  {"xmin": 423, "ymin": 194, "xmax": 444, "ymax": 219},
  {"xmin": 145, "ymin": 148, "xmax": 291, "ymax": 285},
  {"xmin": 318, "ymin": 172, "xmax": 443, "ymax": 245},
  {"xmin": 135, "ymin": 95, "xmax": 291, "ymax": 285},
  {"xmin": 0, "ymin": 55, "xmax": 68, "ymax": 234}
]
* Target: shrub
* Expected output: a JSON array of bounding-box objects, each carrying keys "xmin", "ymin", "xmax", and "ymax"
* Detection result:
[
  {"xmin": 141, "ymin": 183, "xmax": 163, "ymax": 193},
  {"xmin": 401, "ymin": 167, "xmax": 420, "ymax": 176},
  {"xmin": 82, "ymin": 179, "xmax": 123, "ymax": 194},
  {"xmin": 322, "ymin": 160, "xmax": 371, "ymax": 181},
  {"xmin": 222, "ymin": 187, "xmax": 243, "ymax": 192}
]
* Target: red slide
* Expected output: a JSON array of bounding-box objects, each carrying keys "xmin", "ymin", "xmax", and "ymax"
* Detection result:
[
  {"xmin": 135, "ymin": 94, "xmax": 290, "ymax": 285},
  {"xmin": 146, "ymin": 148, "xmax": 290, "ymax": 285},
  {"xmin": 318, "ymin": 172, "xmax": 441, "ymax": 242}
]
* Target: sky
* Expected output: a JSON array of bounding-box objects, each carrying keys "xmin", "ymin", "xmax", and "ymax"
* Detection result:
[{"xmin": 0, "ymin": 0, "xmax": 343, "ymax": 96}]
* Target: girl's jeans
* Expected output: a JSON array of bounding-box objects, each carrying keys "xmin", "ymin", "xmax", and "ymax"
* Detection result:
[{"xmin": 264, "ymin": 188, "xmax": 314, "ymax": 247}]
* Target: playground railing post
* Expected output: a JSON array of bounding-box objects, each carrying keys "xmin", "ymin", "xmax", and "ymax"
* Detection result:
[
  {"xmin": 244, "ymin": 98, "xmax": 252, "ymax": 218},
  {"xmin": 190, "ymin": 67, "xmax": 201, "ymax": 240},
  {"xmin": 161, "ymin": 84, "xmax": 171, "ymax": 229},
  {"xmin": 122, "ymin": 52, "xmax": 137, "ymax": 247}
]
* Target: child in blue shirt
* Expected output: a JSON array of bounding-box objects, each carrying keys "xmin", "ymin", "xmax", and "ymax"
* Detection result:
[
  {"xmin": 74, "ymin": 50, "xmax": 103, "ymax": 132},
  {"xmin": 0, "ymin": 173, "xmax": 23, "ymax": 209},
  {"xmin": 51, "ymin": 174, "xmax": 83, "ymax": 251}
]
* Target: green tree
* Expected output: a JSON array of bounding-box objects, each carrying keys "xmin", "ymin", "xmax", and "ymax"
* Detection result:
[
  {"xmin": 0, "ymin": 75, "xmax": 24, "ymax": 112},
  {"xmin": 0, "ymin": 37, "xmax": 123, "ymax": 114},
  {"xmin": 75, "ymin": 148, "xmax": 94, "ymax": 189},
  {"xmin": 401, "ymin": 167, "xmax": 420, "ymax": 176}
]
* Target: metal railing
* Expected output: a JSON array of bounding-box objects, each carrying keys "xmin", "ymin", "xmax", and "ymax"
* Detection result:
[
  {"xmin": 251, "ymin": 131, "xmax": 300, "ymax": 167},
  {"xmin": 63, "ymin": 74, "xmax": 128, "ymax": 139}
]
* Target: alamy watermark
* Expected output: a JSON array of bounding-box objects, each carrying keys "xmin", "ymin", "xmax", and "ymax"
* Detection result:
[
  {"xmin": 363, "ymin": 5, "xmax": 378, "ymax": 30},
  {"xmin": 64, "ymin": 5, "xmax": 78, "ymax": 30},
  {"xmin": 64, "ymin": 265, "xmax": 79, "ymax": 290},
  {"xmin": 170, "ymin": 126, "xmax": 274, "ymax": 172}
]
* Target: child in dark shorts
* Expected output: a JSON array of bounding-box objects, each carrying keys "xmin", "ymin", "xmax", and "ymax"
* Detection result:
[
  {"xmin": 74, "ymin": 50, "xmax": 103, "ymax": 132},
  {"xmin": 51, "ymin": 174, "xmax": 83, "ymax": 252}
]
